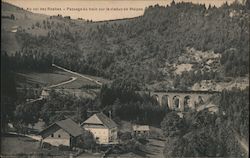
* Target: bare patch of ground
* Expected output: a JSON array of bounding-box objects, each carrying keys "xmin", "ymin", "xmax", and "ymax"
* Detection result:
[
  {"xmin": 192, "ymin": 77, "xmax": 249, "ymax": 91},
  {"xmin": 175, "ymin": 63, "xmax": 193, "ymax": 75}
]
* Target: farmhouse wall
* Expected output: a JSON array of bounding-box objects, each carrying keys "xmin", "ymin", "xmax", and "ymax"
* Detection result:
[
  {"xmin": 84, "ymin": 127, "xmax": 109, "ymax": 144},
  {"xmin": 43, "ymin": 129, "xmax": 70, "ymax": 146}
]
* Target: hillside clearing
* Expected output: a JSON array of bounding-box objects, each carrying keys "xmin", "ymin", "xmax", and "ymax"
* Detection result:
[
  {"xmin": 15, "ymin": 65, "xmax": 111, "ymax": 89},
  {"xmin": 15, "ymin": 71, "xmax": 72, "ymax": 88}
]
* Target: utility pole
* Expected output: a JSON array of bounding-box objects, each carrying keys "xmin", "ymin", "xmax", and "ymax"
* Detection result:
[
  {"xmin": 109, "ymin": 110, "xmax": 112, "ymax": 119},
  {"xmin": 77, "ymin": 104, "xmax": 79, "ymax": 122},
  {"xmin": 52, "ymin": 56, "xmax": 54, "ymax": 65}
]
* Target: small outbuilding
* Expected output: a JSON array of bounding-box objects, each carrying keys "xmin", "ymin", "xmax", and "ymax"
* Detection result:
[
  {"xmin": 132, "ymin": 125, "xmax": 150, "ymax": 137},
  {"xmin": 39, "ymin": 118, "xmax": 83, "ymax": 147}
]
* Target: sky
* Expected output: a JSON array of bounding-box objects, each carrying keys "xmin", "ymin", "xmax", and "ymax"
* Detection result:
[{"xmin": 4, "ymin": 0, "xmax": 236, "ymax": 21}]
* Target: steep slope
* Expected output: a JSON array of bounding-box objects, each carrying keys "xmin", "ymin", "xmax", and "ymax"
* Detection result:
[
  {"xmin": 1, "ymin": 2, "xmax": 48, "ymax": 54},
  {"xmin": 2, "ymin": 2, "xmax": 249, "ymax": 90}
]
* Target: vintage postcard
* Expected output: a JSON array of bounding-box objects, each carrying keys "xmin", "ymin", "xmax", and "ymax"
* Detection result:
[{"xmin": 1, "ymin": 0, "xmax": 249, "ymax": 157}]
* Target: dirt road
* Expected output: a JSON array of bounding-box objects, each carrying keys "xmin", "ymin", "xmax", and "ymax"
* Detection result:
[
  {"xmin": 52, "ymin": 64, "xmax": 102, "ymax": 86},
  {"xmin": 46, "ymin": 77, "xmax": 77, "ymax": 88},
  {"xmin": 24, "ymin": 77, "xmax": 77, "ymax": 104}
]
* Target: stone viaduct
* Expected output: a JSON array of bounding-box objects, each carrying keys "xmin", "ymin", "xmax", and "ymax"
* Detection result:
[{"xmin": 136, "ymin": 90, "xmax": 220, "ymax": 112}]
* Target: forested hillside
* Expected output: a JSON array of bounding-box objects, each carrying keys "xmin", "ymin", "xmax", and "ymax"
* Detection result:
[
  {"xmin": 1, "ymin": 2, "xmax": 249, "ymax": 156},
  {"xmin": 161, "ymin": 88, "xmax": 249, "ymax": 157},
  {"xmin": 2, "ymin": 1, "xmax": 249, "ymax": 90}
]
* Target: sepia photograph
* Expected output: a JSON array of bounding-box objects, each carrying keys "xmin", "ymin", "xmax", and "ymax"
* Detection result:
[{"xmin": 1, "ymin": 0, "xmax": 249, "ymax": 157}]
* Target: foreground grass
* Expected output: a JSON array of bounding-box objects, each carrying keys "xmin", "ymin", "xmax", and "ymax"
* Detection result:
[
  {"xmin": 1, "ymin": 133, "xmax": 75, "ymax": 158},
  {"xmin": 1, "ymin": 133, "xmax": 40, "ymax": 156}
]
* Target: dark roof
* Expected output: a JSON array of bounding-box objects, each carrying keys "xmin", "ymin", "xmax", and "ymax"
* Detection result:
[
  {"xmin": 82, "ymin": 113, "xmax": 117, "ymax": 129},
  {"xmin": 133, "ymin": 125, "xmax": 150, "ymax": 131},
  {"xmin": 39, "ymin": 118, "xmax": 83, "ymax": 138}
]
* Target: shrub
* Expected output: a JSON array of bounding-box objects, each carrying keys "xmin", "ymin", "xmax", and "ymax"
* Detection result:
[
  {"xmin": 75, "ymin": 131, "xmax": 96, "ymax": 149},
  {"xmin": 42, "ymin": 142, "xmax": 52, "ymax": 149},
  {"xmin": 137, "ymin": 138, "xmax": 149, "ymax": 145},
  {"xmin": 120, "ymin": 131, "xmax": 132, "ymax": 141},
  {"xmin": 58, "ymin": 144, "xmax": 70, "ymax": 151},
  {"xmin": 17, "ymin": 153, "xmax": 28, "ymax": 157}
]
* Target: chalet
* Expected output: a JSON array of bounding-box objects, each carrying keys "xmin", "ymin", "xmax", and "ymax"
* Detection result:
[
  {"xmin": 64, "ymin": 16, "xmax": 71, "ymax": 19},
  {"xmin": 11, "ymin": 26, "xmax": 18, "ymax": 33},
  {"xmin": 132, "ymin": 125, "xmax": 150, "ymax": 137},
  {"xmin": 41, "ymin": 88, "xmax": 49, "ymax": 99},
  {"xmin": 39, "ymin": 118, "xmax": 83, "ymax": 147},
  {"xmin": 81, "ymin": 113, "xmax": 118, "ymax": 144}
]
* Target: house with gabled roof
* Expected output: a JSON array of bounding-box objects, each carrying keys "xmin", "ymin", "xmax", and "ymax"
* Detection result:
[
  {"xmin": 81, "ymin": 113, "xmax": 118, "ymax": 144},
  {"xmin": 39, "ymin": 118, "xmax": 83, "ymax": 147}
]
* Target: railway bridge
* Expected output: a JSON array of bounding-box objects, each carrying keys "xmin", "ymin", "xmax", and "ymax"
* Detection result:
[{"xmin": 137, "ymin": 90, "xmax": 220, "ymax": 112}]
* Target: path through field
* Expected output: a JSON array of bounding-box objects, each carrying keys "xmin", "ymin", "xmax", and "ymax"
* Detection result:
[
  {"xmin": 234, "ymin": 130, "xmax": 249, "ymax": 156},
  {"xmin": 8, "ymin": 132, "xmax": 42, "ymax": 141},
  {"xmin": 52, "ymin": 64, "xmax": 102, "ymax": 86},
  {"xmin": 46, "ymin": 77, "xmax": 77, "ymax": 88},
  {"xmin": 20, "ymin": 77, "xmax": 77, "ymax": 103},
  {"xmin": 24, "ymin": 77, "xmax": 77, "ymax": 104},
  {"xmin": 20, "ymin": 63, "xmax": 102, "ymax": 105}
]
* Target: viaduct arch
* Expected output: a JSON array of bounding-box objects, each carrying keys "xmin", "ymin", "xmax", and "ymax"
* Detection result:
[{"xmin": 137, "ymin": 90, "xmax": 220, "ymax": 112}]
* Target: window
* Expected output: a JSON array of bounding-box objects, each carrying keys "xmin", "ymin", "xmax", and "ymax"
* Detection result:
[
  {"xmin": 58, "ymin": 134, "xmax": 61, "ymax": 138},
  {"xmin": 51, "ymin": 134, "xmax": 54, "ymax": 137}
]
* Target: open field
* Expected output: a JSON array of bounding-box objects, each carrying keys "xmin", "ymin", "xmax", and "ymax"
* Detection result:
[
  {"xmin": 15, "ymin": 66, "xmax": 111, "ymax": 89},
  {"xmin": 51, "ymin": 64, "xmax": 111, "ymax": 86},
  {"xmin": 53, "ymin": 88, "xmax": 100, "ymax": 99},
  {"xmin": 1, "ymin": 133, "xmax": 40, "ymax": 156},
  {"xmin": 15, "ymin": 66, "xmax": 109, "ymax": 99},
  {"xmin": 1, "ymin": 133, "xmax": 76, "ymax": 158},
  {"xmin": 56, "ymin": 76, "xmax": 97, "ymax": 89},
  {"xmin": 16, "ymin": 71, "xmax": 71, "ymax": 88}
]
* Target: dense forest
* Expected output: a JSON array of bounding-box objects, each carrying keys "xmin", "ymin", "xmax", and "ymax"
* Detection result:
[
  {"xmin": 6, "ymin": 0, "xmax": 249, "ymax": 90},
  {"xmin": 161, "ymin": 88, "xmax": 249, "ymax": 157},
  {"xmin": 1, "ymin": 52, "xmax": 17, "ymax": 133}
]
